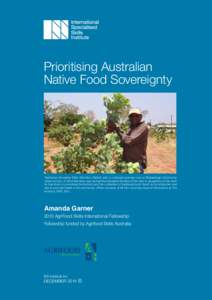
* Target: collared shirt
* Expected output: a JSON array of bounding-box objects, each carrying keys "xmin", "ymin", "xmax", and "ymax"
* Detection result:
[{"xmin": 120, "ymin": 122, "xmax": 149, "ymax": 167}]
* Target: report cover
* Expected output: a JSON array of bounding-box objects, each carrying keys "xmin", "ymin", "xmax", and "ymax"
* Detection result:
[{"xmin": 2, "ymin": 1, "xmax": 211, "ymax": 299}]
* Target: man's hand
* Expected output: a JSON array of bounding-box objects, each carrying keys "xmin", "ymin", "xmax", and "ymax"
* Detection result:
[{"xmin": 107, "ymin": 121, "xmax": 118, "ymax": 132}]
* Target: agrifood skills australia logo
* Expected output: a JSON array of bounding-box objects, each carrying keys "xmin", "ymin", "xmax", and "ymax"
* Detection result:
[{"xmin": 44, "ymin": 242, "xmax": 97, "ymax": 262}]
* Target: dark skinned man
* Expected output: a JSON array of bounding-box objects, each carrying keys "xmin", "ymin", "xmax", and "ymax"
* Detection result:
[{"xmin": 108, "ymin": 108, "xmax": 149, "ymax": 173}]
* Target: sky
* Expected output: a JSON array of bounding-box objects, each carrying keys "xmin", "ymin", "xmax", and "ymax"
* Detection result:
[{"xmin": 44, "ymin": 93, "xmax": 176, "ymax": 124}]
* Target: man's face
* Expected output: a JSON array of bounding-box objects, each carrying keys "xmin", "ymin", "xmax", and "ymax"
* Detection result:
[{"xmin": 129, "ymin": 114, "xmax": 142, "ymax": 127}]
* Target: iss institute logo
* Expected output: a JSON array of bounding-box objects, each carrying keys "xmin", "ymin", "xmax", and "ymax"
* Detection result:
[{"xmin": 43, "ymin": 20, "xmax": 69, "ymax": 40}]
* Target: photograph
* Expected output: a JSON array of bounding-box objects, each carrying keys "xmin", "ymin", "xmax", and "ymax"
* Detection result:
[{"xmin": 44, "ymin": 93, "xmax": 176, "ymax": 174}]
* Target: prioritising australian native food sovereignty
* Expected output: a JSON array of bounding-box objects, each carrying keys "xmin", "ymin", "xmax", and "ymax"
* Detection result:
[{"xmin": 43, "ymin": 61, "xmax": 173, "ymax": 87}]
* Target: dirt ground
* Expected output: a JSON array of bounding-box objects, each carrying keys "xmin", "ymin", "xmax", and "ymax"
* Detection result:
[
  {"xmin": 145, "ymin": 137, "xmax": 176, "ymax": 173},
  {"xmin": 44, "ymin": 134, "xmax": 63, "ymax": 173},
  {"xmin": 44, "ymin": 134, "xmax": 176, "ymax": 174}
]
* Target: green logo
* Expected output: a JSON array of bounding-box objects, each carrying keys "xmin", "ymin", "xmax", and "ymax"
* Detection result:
[{"xmin": 84, "ymin": 242, "xmax": 97, "ymax": 262}]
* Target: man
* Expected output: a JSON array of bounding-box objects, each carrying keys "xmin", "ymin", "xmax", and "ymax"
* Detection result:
[{"xmin": 108, "ymin": 108, "xmax": 149, "ymax": 173}]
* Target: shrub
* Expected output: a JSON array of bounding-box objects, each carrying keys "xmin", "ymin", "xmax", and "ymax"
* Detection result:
[{"xmin": 48, "ymin": 125, "xmax": 74, "ymax": 146}]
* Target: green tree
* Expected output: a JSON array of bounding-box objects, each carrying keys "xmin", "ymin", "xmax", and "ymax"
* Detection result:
[
  {"xmin": 44, "ymin": 100, "xmax": 54, "ymax": 131},
  {"xmin": 103, "ymin": 93, "xmax": 131, "ymax": 123}
]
